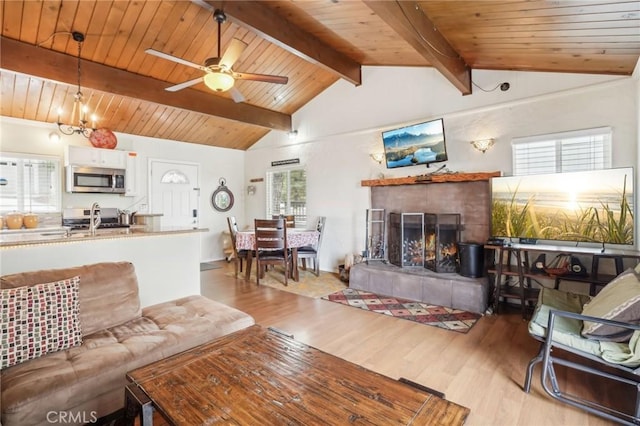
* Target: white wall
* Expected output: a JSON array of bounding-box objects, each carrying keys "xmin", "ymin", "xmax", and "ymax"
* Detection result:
[
  {"xmin": 245, "ymin": 67, "xmax": 639, "ymax": 271},
  {"xmin": 0, "ymin": 118, "xmax": 245, "ymax": 262}
]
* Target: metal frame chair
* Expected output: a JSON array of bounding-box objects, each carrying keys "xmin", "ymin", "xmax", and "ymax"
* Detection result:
[{"xmin": 524, "ymin": 309, "xmax": 640, "ymax": 425}]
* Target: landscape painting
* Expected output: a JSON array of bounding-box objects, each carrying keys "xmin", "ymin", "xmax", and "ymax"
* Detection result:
[{"xmin": 491, "ymin": 167, "xmax": 634, "ymax": 245}]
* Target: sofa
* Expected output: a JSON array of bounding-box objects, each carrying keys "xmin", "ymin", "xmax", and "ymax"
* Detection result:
[{"xmin": 0, "ymin": 261, "xmax": 255, "ymax": 425}]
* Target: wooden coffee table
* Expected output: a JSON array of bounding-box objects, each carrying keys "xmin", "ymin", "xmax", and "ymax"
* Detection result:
[{"xmin": 124, "ymin": 325, "xmax": 470, "ymax": 425}]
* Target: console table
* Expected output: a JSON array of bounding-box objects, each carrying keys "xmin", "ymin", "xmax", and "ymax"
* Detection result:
[{"xmin": 485, "ymin": 243, "xmax": 640, "ymax": 318}]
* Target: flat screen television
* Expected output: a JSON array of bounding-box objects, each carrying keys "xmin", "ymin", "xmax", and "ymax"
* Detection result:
[
  {"xmin": 381, "ymin": 118, "xmax": 447, "ymax": 169},
  {"xmin": 491, "ymin": 167, "xmax": 634, "ymax": 245}
]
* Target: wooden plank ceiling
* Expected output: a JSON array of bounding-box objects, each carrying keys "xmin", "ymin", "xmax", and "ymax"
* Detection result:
[{"xmin": 1, "ymin": 1, "xmax": 638, "ymax": 150}]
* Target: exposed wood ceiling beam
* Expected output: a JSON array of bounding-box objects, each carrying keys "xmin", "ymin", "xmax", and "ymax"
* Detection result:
[
  {"xmin": 0, "ymin": 36, "xmax": 291, "ymax": 131},
  {"xmin": 203, "ymin": 0, "xmax": 362, "ymax": 86},
  {"xmin": 363, "ymin": 1, "xmax": 471, "ymax": 95}
]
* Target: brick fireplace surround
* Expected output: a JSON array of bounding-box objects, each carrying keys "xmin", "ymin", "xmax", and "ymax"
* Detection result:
[{"xmin": 350, "ymin": 172, "xmax": 500, "ymax": 314}]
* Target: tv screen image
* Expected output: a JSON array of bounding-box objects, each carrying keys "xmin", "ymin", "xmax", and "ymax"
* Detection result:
[
  {"xmin": 381, "ymin": 118, "xmax": 447, "ymax": 169},
  {"xmin": 491, "ymin": 167, "xmax": 634, "ymax": 245}
]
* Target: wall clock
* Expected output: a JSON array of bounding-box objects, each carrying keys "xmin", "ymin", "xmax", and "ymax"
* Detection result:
[{"xmin": 211, "ymin": 178, "xmax": 234, "ymax": 212}]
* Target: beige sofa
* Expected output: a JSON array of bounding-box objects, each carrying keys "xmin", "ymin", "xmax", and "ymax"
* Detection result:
[{"xmin": 0, "ymin": 261, "xmax": 254, "ymax": 425}]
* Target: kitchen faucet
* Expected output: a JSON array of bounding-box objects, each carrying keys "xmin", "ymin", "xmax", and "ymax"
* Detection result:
[{"xmin": 89, "ymin": 202, "xmax": 101, "ymax": 235}]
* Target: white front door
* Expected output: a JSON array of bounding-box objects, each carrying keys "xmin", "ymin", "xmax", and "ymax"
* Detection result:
[{"xmin": 149, "ymin": 160, "xmax": 199, "ymax": 227}]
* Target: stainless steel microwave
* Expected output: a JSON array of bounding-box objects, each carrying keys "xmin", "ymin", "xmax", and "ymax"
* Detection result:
[{"xmin": 66, "ymin": 165, "xmax": 126, "ymax": 193}]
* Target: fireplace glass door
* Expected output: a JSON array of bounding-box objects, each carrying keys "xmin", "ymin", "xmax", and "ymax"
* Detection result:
[
  {"xmin": 424, "ymin": 213, "xmax": 461, "ymax": 273},
  {"xmin": 389, "ymin": 213, "xmax": 425, "ymax": 267}
]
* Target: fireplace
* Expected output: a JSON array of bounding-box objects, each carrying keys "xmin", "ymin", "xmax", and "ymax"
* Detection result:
[{"xmin": 388, "ymin": 212, "xmax": 461, "ymax": 272}]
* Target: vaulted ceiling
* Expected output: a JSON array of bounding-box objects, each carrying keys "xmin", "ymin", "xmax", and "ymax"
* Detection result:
[{"xmin": 1, "ymin": 1, "xmax": 638, "ymax": 150}]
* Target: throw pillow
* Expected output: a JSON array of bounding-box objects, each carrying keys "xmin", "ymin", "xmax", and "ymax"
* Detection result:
[
  {"xmin": 581, "ymin": 268, "xmax": 640, "ymax": 342},
  {"xmin": 1, "ymin": 276, "xmax": 82, "ymax": 369}
]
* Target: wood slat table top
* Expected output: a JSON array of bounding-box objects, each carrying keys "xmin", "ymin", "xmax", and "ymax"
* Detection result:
[{"xmin": 127, "ymin": 325, "xmax": 470, "ymax": 425}]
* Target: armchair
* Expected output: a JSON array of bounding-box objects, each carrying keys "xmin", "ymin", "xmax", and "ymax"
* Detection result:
[{"xmin": 524, "ymin": 267, "xmax": 640, "ymax": 425}]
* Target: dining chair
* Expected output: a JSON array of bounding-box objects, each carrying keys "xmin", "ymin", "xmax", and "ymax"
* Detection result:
[
  {"xmin": 254, "ymin": 218, "xmax": 293, "ymax": 286},
  {"xmin": 226, "ymin": 216, "xmax": 252, "ymax": 279},
  {"xmin": 298, "ymin": 216, "xmax": 326, "ymax": 276},
  {"xmin": 272, "ymin": 214, "xmax": 296, "ymax": 228}
]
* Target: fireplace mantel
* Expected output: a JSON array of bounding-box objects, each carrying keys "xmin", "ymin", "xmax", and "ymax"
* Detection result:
[{"xmin": 361, "ymin": 171, "xmax": 501, "ymax": 187}]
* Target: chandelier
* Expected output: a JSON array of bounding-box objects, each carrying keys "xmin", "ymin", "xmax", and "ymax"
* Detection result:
[{"xmin": 56, "ymin": 32, "xmax": 96, "ymax": 138}]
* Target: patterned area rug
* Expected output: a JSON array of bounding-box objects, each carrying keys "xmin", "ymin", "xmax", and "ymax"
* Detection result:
[
  {"xmin": 225, "ymin": 263, "xmax": 347, "ymax": 299},
  {"xmin": 322, "ymin": 289, "xmax": 482, "ymax": 333}
]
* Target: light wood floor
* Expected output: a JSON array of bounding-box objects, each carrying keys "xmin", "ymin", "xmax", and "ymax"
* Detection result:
[{"xmin": 201, "ymin": 263, "xmax": 626, "ymax": 426}]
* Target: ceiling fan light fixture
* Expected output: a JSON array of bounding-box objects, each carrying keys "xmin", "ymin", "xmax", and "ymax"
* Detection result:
[{"xmin": 204, "ymin": 72, "xmax": 235, "ymax": 92}]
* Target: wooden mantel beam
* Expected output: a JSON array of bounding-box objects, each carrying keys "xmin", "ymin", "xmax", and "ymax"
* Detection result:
[
  {"xmin": 203, "ymin": 0, "xmax": 362, "ymax": 86},
  {"xmin": 0, "ymin": 36, "xmax": 292, "ymax": 131},
  {"xmin": 363, "ymin": 1, "xmax": 472, "ymax": 95}
]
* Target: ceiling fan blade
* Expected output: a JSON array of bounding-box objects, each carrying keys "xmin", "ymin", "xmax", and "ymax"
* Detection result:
[
  {"xmin": 229, "ymin": 87, "xmax": 245, "ymax": 103},
  {"xmin": 191, "ymin": 0, "xmax": 215, "ymax": 13},
  {"xmin": 164, "ymin": 77, "xmax": 204, "ymax": 92},
  {"xmin": 220, "ymin": 39, "xmax": 247, "ymax": 70},
  {"xmin": 145, "ymin": 48, "xmax": 205, "ymax": 71},
  {"xmin": 234, "ymin": 72, "xmax": 288, "ymax": 85}
]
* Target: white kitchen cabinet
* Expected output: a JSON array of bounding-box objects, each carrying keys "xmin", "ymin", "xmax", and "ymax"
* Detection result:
[
  {"xmin": 65, "ymin": 145, "xmax": 126, "ymax": 169},
  {"xmin": 125, "ymin": 151, "xmax": 139, "ymax": 196}
]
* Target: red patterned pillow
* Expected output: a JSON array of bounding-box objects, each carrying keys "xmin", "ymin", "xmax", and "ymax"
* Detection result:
[{"xmin": 1, "ymin": 276, "xmax": 82, "ymax": 369}]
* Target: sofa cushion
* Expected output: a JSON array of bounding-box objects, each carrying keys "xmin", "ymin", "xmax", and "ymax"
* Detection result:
[
  {"xmin": 1, "ymin": 295, "xmax": 254, "ymax": 426},
  {"xmin": 1, "ymin": 277, "xmax": 82, "ymax": 369},
  {"xmin": 582, "ymin": 268, "xmax": 640, "ymax": 342},
  {"xmin": 0, "ymin": 262, "xmax": 141, "ymax": 336}
]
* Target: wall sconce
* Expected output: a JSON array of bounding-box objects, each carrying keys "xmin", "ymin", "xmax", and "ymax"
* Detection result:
[
  {"xmin": 247, "ymin": 185, "xmax": 256, "ymax": 195},
  {"xmin": 288, "ymin": 130, "xmax": 298, "ymax": 140},
  {"xmin": 49, "ymin": 132, "xmax": 61, "ymax": 143},
  {"xmin": 470, "ymin": 139, "xmax": 495, "ymax": 154},
  {"xmin": 370, "ymin": 152, "xmax": 385, "ymax": 164}
]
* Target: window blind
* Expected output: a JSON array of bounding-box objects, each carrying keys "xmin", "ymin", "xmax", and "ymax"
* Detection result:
[
  {"xmin": 0, "ymin": 154, "xmax": 60, "ymax": 213},
  {"xmin": 512, "ymin": 127, "xmax": 611, "ymax": 176},
  {"xmin": 266, "ymin": 167, "xmax": 307, "ymax": 227}
]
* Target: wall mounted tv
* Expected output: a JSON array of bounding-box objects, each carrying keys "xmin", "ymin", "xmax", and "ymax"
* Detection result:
[
  {"xmin": 381, "ymin": 118, "xmax": 447, "ymax": 169},
  {"xmin": 491, "ymin": 167, "xmax": 634, "ymax": 245}
]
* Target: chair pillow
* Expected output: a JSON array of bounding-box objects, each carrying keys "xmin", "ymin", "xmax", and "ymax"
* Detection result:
[
  {"xmin": 581, "ymin": 268, "xmax": 640, "ymax": 342},
  {"xmin": 1, "ymin": 276, "xmax": 82, "ymax": 369}
]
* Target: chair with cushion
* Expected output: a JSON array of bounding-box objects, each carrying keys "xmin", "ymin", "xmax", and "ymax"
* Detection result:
[
  {"xmin": 227, "ymin": 216, "xmax": 252, "ymax": 279},
  {"xmin": 523, "ymin": 263, "xmax": 640, "ymax": 425},
  {"xmin": 254, "ymin": 218, "xmax": 293, "ymax": 286},
  {"xmin": 298, "ymin": 216, "xmax": 326, "ymax": 276}
]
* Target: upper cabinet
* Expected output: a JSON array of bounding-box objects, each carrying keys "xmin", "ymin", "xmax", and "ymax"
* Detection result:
[{"xmin": 65, "ymin": 145, "xmax": 126, "ymax": 169}]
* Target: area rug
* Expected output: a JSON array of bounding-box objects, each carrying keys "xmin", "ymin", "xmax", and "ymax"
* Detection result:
[
  {"xmin": 225, "ymin": 264, "xmax": 347, "ymax": 299},
  {"xmin": 322, "ymin": 288, "xmax": 481, "ymax": 333}
]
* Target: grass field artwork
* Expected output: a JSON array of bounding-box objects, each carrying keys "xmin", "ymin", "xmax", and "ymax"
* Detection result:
[{"xmin": 491, "ymin": 167, "xmax": 634, "ymax": 245}]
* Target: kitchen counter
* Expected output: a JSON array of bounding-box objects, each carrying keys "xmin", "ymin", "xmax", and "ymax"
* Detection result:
[
  {"xmin": 1, "ymin": 226, "xmax": 207, "ymax": 307},
  {"xmin": 0, "ymin": 226, "xmax": 207, "ymax": 248}
]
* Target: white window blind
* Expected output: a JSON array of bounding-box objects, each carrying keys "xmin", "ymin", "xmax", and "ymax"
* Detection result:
[
  {"xmin": 266, "ymin": 167, "xmax": 307, "ymax": 228},
  {"xmin": 512, "ymin": 127, "xmax": 611, "ymax": 176},
  {"xmin": 0, "ymin": 153, "xmax": 61, "ymax": 213}
]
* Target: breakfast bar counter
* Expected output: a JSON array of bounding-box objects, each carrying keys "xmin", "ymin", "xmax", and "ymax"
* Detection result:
[{"xmin": 0, "ymin": 227, "xmax": 207, "ymax": 307}]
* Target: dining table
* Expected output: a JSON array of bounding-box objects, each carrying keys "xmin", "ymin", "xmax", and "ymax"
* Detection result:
[{"xmin": 235, "ymin": 229, "xmax": 320, "ymax": 281}]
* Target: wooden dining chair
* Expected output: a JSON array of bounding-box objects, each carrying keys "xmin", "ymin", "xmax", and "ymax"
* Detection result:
[
  {"xmin": 272, "ymin": 214, "xmax": 296, "ymax": 228},
  {"xmin": 298, "ymin": 216, "xmax": 326, "ymax": 276},
  {"xmin": 254, "ymin": 218, "xmax": 293, "ymax": 286},
  {"xmin": 227, "ymin": 216, "xmax": 252, "ymax": 278}
]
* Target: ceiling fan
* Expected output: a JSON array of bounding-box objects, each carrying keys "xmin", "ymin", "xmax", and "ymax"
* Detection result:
[{"xmin": 145, "ymin": 8, "xmax": 288, "ymax": 103}]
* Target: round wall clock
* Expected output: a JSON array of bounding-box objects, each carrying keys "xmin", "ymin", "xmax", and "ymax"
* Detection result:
[{"xmin": 211, "ymin": 178, "xmax": 234, "ymax": 212}]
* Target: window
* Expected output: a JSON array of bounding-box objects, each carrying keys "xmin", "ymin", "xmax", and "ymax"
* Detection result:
[
  {"xmin": 0, "ymin": 153, "xmax": 61, "ymax": 213},
  {"xmin": 266, "ymin": 167, "xmax": 307, "ymax": 228},
  {"xmin": 512, "ymin": 127, "xmax": 611, "ymax": 176}
]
